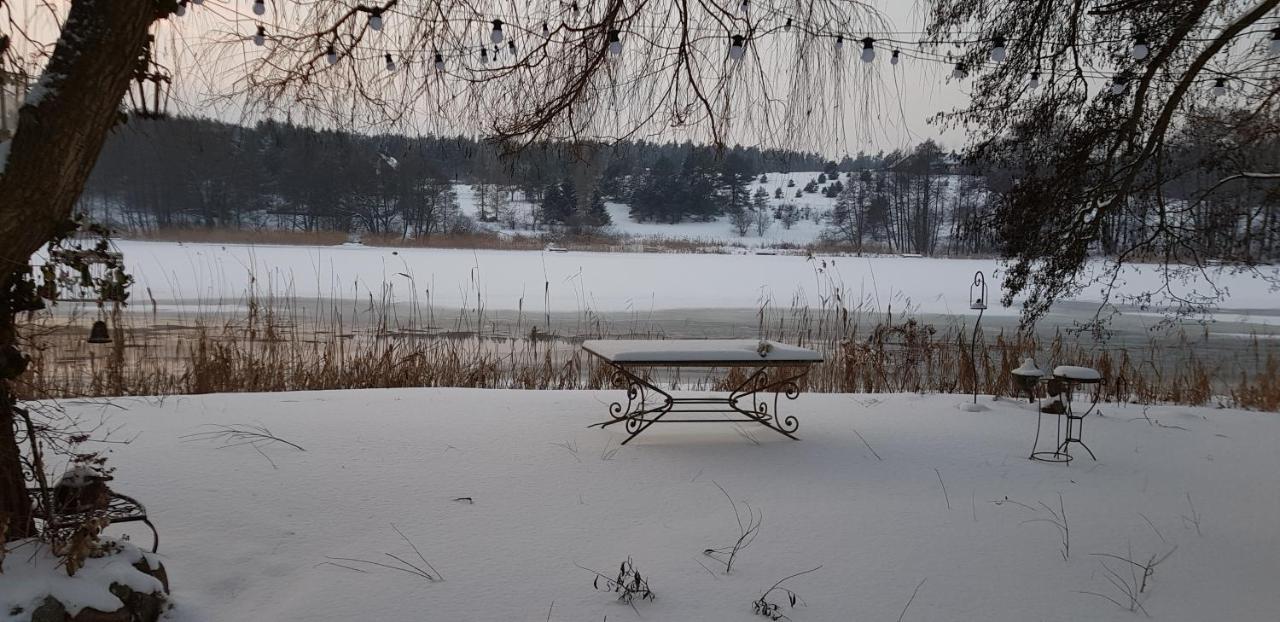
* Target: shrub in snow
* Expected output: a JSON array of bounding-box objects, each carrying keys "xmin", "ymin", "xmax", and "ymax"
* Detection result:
[{"xmin": 583, "ymin": 557, "xmax": 655, "ymax": 607}]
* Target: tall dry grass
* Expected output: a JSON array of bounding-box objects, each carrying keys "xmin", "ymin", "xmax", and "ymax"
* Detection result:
[{"xmin": 15, "ymin": 262, "xmax": 1280, "ymax": 411}]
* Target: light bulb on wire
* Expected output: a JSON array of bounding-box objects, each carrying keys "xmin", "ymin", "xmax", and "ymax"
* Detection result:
[
  {"xmin": 1132, "ymin": 35, "xmax": 1149, "ymax": 60},
  {"xmin": 729, "ymin": 34, "xmax": 746, "ymax": 61},
  {"xmin": 860, "ymin": 38, "xmax": 875, "ymax": 63},
  {"xmin": 608, "ymin": 29, "xmax": 622, "ymax": 56},
  {"xmin": 252, "ymin": 0, "xmax": 265, "ymax": 17},
  {"xmin": 508, "ymin": 40, "xmax": 517, "ymax": 56},
  {"xmin": 325, "ymin": 44, "xmax": 338, "ymax": 65},
  {"xmin": 1110, "ymin": 76, "xmax": 1128, "ymax": 95},
  {"xmin": 835, "ymin": 35, "xmax": 844, "ymax": 50},
  {"xmin": 175, "ymin": 0, "xmax": 187, "ymax": 17},
  {"xmin": 434, "ymin": 51, "xmax": 445, "ymax": 70},
  {"xmin": 253, "ymin": 25, "xmax": 265, "ymax": 46},
  {"xmin": 740, "ymin": 0, "xmax": 749, "ymax": 13},
  {"xmin": 480, "ymin": 47, "xmax": 489, "ymax": 63},
  {"xmin": 1212, "ymin": 77, "xmax": 1226, "ymax": 97},
  {"xmin": 384, "ymin": 53, "xmax": 396, "ymax": 71},
  {"xmin": 784, "ymin": 18, "xmax": 792, "ymax": 32},
  {"xmin": 989, "ymin": 36, "xmax": 1006, "ymax": 62},
  {"xmin": 1027, "ymin": 71, "xmax": 1040, "ymax": 88},
  {"xmin": 890, "ymin": 49, "xmax": 900, "ymax": 65},
  {"xmin": 369, "ymin": 11, "xmax": 383, "ymax": 31},
  {"xmin": 951, "ymin": 62, "xmax": 967, "ymax": 79},
  {"xmin": 1271, "ymin": 28, "xmax": 1280, "ymax": 54},
  {"xmin": 491, "ymin": 20, "xmax": 504, "ymax": 44}
]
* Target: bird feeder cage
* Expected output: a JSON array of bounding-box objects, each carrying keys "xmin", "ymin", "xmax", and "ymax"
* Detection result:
[
  {"xmin": 969, "ymin": 271, "xmax": 988, "ymax": 310},
  {"xmin": 127, "ymin": 35, "xmax": 172, "ymax": 120},
  {"xmin": 87, "ymin": 320, "xmax": 112, "ymax": 344},
  {"xmin": 0, "ymin": 68, "xmax": 28, "ymax": 140}
]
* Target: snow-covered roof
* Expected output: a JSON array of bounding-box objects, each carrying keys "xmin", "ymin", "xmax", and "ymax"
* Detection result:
[{"xmin": 582, "ymin": 339, "xmax": 823, "ymax": 364}]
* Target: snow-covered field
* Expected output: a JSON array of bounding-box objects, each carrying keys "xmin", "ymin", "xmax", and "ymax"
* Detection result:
[
  {"xmin": 110, "ymin": 239, "xmax": 1280, "ymax": 320},
  {"xmin": 20, "ymin": 389, "xmax": 1280, "ymax": 621}
]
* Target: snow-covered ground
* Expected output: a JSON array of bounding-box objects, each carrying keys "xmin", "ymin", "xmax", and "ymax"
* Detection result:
[
  {"xmin": 29, "ymin": 389, "xmax": 1280, "ymax": 621},
  {"xmin": 107, "ymin": 239, "xmax": 1279, "ymax": 320}
]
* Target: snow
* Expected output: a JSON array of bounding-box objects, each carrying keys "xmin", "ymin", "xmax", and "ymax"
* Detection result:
[
  {"xmin": 1052, "ymin": 365, "xmax": 1102, "ymax": 381},
  {"xmin": 15, "ymin": 389, "xmax": 1277, "ymax": 621},
  {"xmin": 583, "ymin": 339, "xmax": 823, "ymax": 363},
  {"xmin": 98, "ymin": 240, "xmax": 1280, "ymax": 319},
  {"xmin": 1012, "ymin": 358, "xmax": 1044, "ymax": 377},
  {"xmin": 1, "ymin": 539, "xmax": 165, "ymax": 620}
]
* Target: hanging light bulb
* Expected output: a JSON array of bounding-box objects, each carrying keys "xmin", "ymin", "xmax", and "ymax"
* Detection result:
[
  {"xmin": 571, "ymin": 2, "xmax": 580, "ymax": 17},
  {"xmin": 740, "ymin": 0, "xmax": 749, "ymax": 13},
  {"xmin": 729, "ymin": 34, "xmax": 746, "ymax": 61},
  {"xmin": 326, "ymin": 44, "xmax": 338, "ymax": 65},
  {"xmin": 480, "ymin": 47, "xmax": 489, "ymax": 63},
  {"xmin": 542, "ymin": 22, "xmax": 549, "ymax": 34},
  {"xmin": 253, "ymin": 25, "xmax": 265, "ymax": 46},
  {"xmin": 608, "ymin": 29, "xmax": 622, "ymax": 56},
  {"xmin": 784, "ymin": 18, "xmax": 792, "ymax": 32},
  {"xmin": 1271, "ymin": 28, "xmax": 1280, "ymax": 54},
  {"xmin": 989, "ymin": 35, "xmax": 1007, "ymax": 62},
  {"xmin": 508, "ymin": 40, "xmax": 517, "ymax": 56},
  {"xmin": 369, "ymin": 10, "xmax": 383, "ymax": 31},
  {"xmin": 434, "ymin": 51, "xmax": 445, "ymax": 70},
  {"xmin": 835, "ymin": 35, "xmax": 844, "ymax": 50},
  {"xmin": 1212, "ymin": 77, "xmax": 1226, "ymax": 97},
  {"xmin": 1131, "ymin": 35, "xmax": 1149, "ymax": 60},
  {"xmin": 252, "ymin": 0, "xmax": 265, "ymax": 17},
  {"xmin": 1110, "ymin": 76, "xmax": 1128, "ymax": 95},
  {"xmin": 1027, "ymin": 71, "xmax": 1040, "ymax": 88},
  {"xmin": 175, "ymin": 0, "xmax": 187, "ymax": 17},
  {"xmin": 383, "ymin": 53, "xmax": 395, "ymax": 71},
  {"xmin": 952, "ymin": 62, "xmax": 967, "ymax": 79},
  {"xmin": 860, "ymin": 38, "xmax": 875, "ymax": 63},
  {"xmin": 890, "ymin": 49, "xmax": 900, "ymax": 65},
  {"xmin": 491, "ymin": 19, "xmax": 504, "ymax": 44}
]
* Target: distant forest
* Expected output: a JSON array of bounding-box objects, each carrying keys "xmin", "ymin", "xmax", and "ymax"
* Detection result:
[{"xmin": 79, "ymin": 116, "xmax": 1278, "ymax": 260}]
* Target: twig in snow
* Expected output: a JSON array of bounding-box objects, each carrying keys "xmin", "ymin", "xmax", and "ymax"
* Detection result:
[
  {"xmin": 181, "ymin": 423, "xmax": 305, "ymax": 468},
  {"xmin": 1138, "ymin": 513, "xmax": 1166, "ymax": 544},
  {"xmin": 321, "ymin": 523, "xmax": 443, "ymax": 582},
  {"xmin": 452, "ymin": 496, "xmax": 474, "ymax": 504},
  {"xmin": 752, "ymin": 566, "xmax": 822, "ymax": 620},
  {"xmin": 550, "ymin": 439, "xmax": 581, "ymax": 462},
  {"xmin": 853, "ymin": 427, "xmax": 882, "ymax": 461},
  {"xmin": 1020, "ymin": 493, "xmax": 1069, "ymax": 561},
  {"xmin": 1079, "ymin": 543, "xmax": 1176, "ymax": 616},
  {"xmin": 934, "ymin": 468, "xmax": 951, "ymax": 510},
  {"xmin": 580, "ymin": 557, "xmax": 655, "ymax": 612},
  {"xmin": 896, "ymin": 577, "xmax": 927, "ymax": 622},
  {"xmin": 702, "ymin": 481, "xmax": 762, "ymax": 574},
  {"xmin": 1181, "ymin": 493, "xmax": 1202, "ymax": 536}
]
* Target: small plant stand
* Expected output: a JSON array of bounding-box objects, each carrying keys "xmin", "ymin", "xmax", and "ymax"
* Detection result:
[{"xmin": 1029, "ymin": 366, "xmax": 1103, "ymax": 464}]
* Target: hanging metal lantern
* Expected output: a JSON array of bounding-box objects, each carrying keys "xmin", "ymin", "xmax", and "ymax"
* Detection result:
[
  {"xmin": 969, "ymin": 271, "xmax": 988, "ymax": 310},
  {"xmin": 127, "ymin": 35, "xmax": 172, "ymax": 120},
  {"xmin": 87, "ymin": 320, "xmax": 112, "ymax": 344}
]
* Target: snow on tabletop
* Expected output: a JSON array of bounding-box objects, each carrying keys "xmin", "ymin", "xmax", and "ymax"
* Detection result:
[
  {"xmin": 1012, "ymin": 358, "xmax": 1044, "ymax": 377},
  {"xmin": 24, "ymin": 389, "xmax": 1279, "ymax": 621},
  {"xmin": 582, "ymin": 339, "xmax": 823, "ymax": 363},
  {"xmin": 1, "ymin": 538, "xmax": 164, "ymax": 621},
  {"xmin": 1053, "ymin": 365, "xmax": 1102, "ymax": 381}
]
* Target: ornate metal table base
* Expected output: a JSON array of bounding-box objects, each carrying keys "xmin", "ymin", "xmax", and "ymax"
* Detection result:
[
  {"xmin": 1029, "ymin": 379, "xmax": 1100, "ymax": 464},
  {"xmin": 590, "ymin": 362, "xmax": 808, "ymax": 445}
]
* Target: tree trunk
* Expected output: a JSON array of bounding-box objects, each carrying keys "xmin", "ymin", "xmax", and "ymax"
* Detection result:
[{"xmin": 0, "ymin": 0, "xmax": 161, "ymax": 542}]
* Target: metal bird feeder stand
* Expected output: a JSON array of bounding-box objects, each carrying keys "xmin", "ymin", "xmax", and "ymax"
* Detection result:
[{"xmin": 968, "ymin": 271, "xmax": 987, "ymax": 404}]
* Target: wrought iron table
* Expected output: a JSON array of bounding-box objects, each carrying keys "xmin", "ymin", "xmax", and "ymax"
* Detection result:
[
  {"xmin": 28, "ymin": 488, "xmax": 159, "ymax": 552},
  {"xmin": 583, "ymin": 339, "xmax": 823, "ymax": 444}
]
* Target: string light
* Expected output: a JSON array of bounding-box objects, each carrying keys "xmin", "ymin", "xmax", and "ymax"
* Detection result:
[
  {"xmin": 729, "ymin": 34, "xmax": 746, "ymax": 60},
  {"xmin": 252, "ymin": 0, "xmax": 265, "ymax": 17},
  {"xmin": 571, "ymin": 2, "xmax": 580, "ymax": 17},
  {"xmin": 1110, "ymin": 76, "xmax": 1128, "ymax": 94},
  {"xmin": 608, "ymin": 29, "xmax": 623, "ymax": 56},
  {"xmin": 890, "ymin": 49, "xmax": 900, "ymax": 65},
  {"xmin": 784, "ymin": 18, "xmax": 792, "ymax": 32},
  {"xmin": 253, "ymin": 25, "xmax": 265, "ymax": 46},
  {"xmin": 325, "ymin": 44, "xmax": 338, "ymax": 65},
  {"xmin": 989, "ymin": 35, "xmax": 1006, "ymax": 62},
  {"xmin": 835, "ymin": 35, "xmax": 844, "ymax": 50},
  {"xmin": 384, "ymin": 53, "xmax": 395, "ymax": 71},
  {"xmin": 542, "ymin": 22, "xmax": 549, "ymax": 34},
  {"xmin": 480, "ymin": 47, "xmax": 489, "ymax": 63},
  {"xmin": 434, "ymin": 51, "xmax": 445, "ymax": 70},
  {"xmin": 508, "ymin": 40, "xmax": 517, "ymax": 56},
  {"xmin": 1271, "ymin": 28, "xmax": 1280, "ymax": 54},
  {"xmin": 1212, "ymin": 77, "xmax": 1226, "ymax": 96},
  {"xmin": 1027, "ymin": 71, "xmax": 1040, "ymax": 88},
  {"xmin": 952, "ymin": 62, "xmax": 967, "ymax": 79},
  {"xmin": 1132, "ymin": 34, "xmax": 1149, "ymax": 60},
  {"xmin": 740, "ymin": 0, "xmax": 749, "ymax": 14},
  {"xmin": 860, "ymin": 38, "xmax": 875, "ymax": 63},
  {"xmin": 175, "ymin": 0, "xmax": 187, "ymax": 17},
  {"xmin": 369, "ymin": 10, "xmax": 383, "ymax": 31},
  {"xmin": 491, "ymin": 20, "xmax": 504, "ymax": 44}
]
